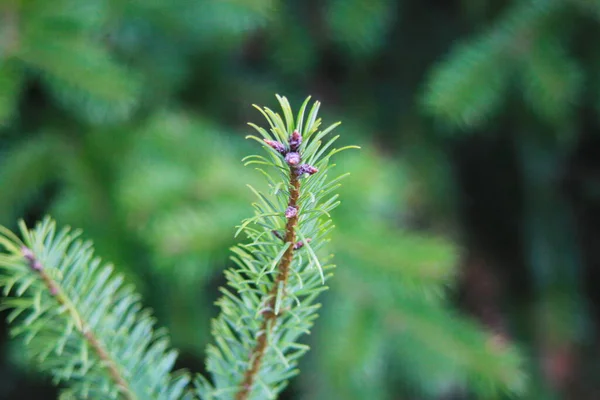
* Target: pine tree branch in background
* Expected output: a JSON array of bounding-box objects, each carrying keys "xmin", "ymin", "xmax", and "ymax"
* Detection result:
[
  {"xmin": 421, "ymin": 0, "xmax": 570, "ymax": 130},
  {"xmin": 0, "ymin": 218, "xmax": 189, "ymax": 399},
  {"xmin": 19, "ymin": 246, "xmax": 134, "ymax": 398}
]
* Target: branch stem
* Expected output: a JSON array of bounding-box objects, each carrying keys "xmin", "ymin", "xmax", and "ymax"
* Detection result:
[
  {"xmin": 22, "ymin": 248, "xmax": 136, "ymax": 400},
  {"xmin": 235, "ymin": 170, "xmax": 301, "ymax": 400}
]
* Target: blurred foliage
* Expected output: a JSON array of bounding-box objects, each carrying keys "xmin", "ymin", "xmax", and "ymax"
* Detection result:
[{"xmin": 1, "ymin": 0, "xmax": 600, "ymax": 398}]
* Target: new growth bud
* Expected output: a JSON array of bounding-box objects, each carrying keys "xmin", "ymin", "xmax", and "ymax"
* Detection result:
[
  {"xmin": 22, "ymin": 246, "xmax": 42, "ymax": 270},
  {"xmin": 264, "ymin": 139, "xmax": 286, "ymax": 155},
  {"xmin": 289, "ymin": 130, "xmax": 302, "ymax": 151},
  {"xmin": 285, "ymin": 152, "xmax": 300, "ymax": 166},
  {"xmin": 21, "ymin": 246, "xmax": 35, "ymax": 262},
  {"xmin": 296, "ymin": 164, "xmax": 318, "ymax": 176},
  {"xmin": 285, "ymin": 206, "xmax": 298, "ymax": 219},
  {"xmin": 293, "ymin": 238, "xmax": 312, "ymax": 250}
]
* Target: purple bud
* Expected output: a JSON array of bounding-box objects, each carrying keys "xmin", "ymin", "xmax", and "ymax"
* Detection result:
[
  {"xmin": 22, "ymin": 247, "xmax": 43, "ymax": 270},
  {"xmin": 264, "ymin": 139, "xmax": 286, "ymax": 155},
  {"xmin": 21, "ymin": 246, "xmax": 35, "ymax": 262},
  {"xmin": 294, "ymin": 238, "xmax": 312, "ymax": 250},
  {"xmin": 289, "ymin": 130, "xmax": 302, "ymax": 151},
  {"xmin": 296, "ymin": 164, "xmax": 318, "ymax": 176},
  {"xmin": 49, "ymin": 285, "xmax": 58, "ymax": 296},
  {"xmin": 285, "ymin": 206, "xmax": 298, "ymax": 219},
  {"xmin": 285, "ymin": 152, "xmax": 300, "ymax": 166}
]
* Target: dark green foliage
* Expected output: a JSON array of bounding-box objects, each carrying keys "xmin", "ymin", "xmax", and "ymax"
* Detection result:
[
  {"xmin": 422, "ymin": 0, "xmax": 587, "ymax": 132},
  {"xmin": 423, "ymin": 37, "xmax": 511, "ymax": 128},
  {"xmin": 326, "ymin": 0, "xmax": 396, "ymax": 57},
  {"xmin": 520, "ymin": 34, "xmax": 582, "ymax": 125}
]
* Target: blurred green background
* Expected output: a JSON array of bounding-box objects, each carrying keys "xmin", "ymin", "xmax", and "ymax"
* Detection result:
[{"xmin": 2, "ymin": 0, "xmax": 600, "ymax": 398}]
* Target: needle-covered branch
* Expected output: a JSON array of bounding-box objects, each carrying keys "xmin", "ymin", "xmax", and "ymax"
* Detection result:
[
  {"xmin": 0, "ymin": 218, "xmax": 189, "ymax": 399},
  {"xmin": 195, "ymin": 95, "xmax": 357, "ymax": 399}
]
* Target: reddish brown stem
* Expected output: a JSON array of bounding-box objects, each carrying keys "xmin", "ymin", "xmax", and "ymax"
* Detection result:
[{"xmin": 235, "ymin": 171, "xmax": 301, "ymax": 400}]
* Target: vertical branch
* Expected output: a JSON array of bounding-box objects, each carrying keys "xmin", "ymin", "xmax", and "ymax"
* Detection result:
[
  {"xmin": 281, "ymin": 174, "xmax": 300, "ymax": 284},
  {"xmin": 235, "ymin": 171, "xmax": 300, "ymax": 400},
  {"xmin": 202, "ymin": 97, "xmax": 345, "ymax": 399},
  {"xmin": 235, "ymin": 128, "xmax": 317, "ymax": 400}
]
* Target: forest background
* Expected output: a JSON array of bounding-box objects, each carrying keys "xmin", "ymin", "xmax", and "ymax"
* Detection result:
[{"xmin": 1, "ymin": 0, "xmax": 599, "ymax": 399}]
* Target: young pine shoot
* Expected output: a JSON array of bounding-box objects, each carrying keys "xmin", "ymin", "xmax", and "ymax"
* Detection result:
[{"xmin": 196, "ymin": 95, "xmax": 357, "ymax": 399}]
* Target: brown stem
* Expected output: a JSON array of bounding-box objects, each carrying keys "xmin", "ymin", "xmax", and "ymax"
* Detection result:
[
  {"xmin": 22, "ymin": 248, "xmax": 136, "ymax": 400},
  {"xmin": 235, "ymin": 171, "xmax": 301, "ymax": 400}
]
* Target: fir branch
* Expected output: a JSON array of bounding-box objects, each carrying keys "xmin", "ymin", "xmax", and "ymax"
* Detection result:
[
  {"xmin": 422, "ymin": 0, "xmax": 564, "ymax": 129},
  {"xmin": 196, "ymin": 95, "xmax": 358, "ymax": 399},
  {"xmin": 0, "ymin": 218, "xmax": 189, "ymax": 400},
  {"xmin": 20, "ymin": 246, "xmax": 135, "ymax": 398},
  {"xmin": 236, "ymin": 142, "xmax": 301, "ymax": 400}
]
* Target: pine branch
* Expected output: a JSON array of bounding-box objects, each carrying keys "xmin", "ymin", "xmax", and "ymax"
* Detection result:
[
  {"xmin": 196, "ymin": 95, "xmax": 358, "ymax": 399},
  {"xmin": 20, "ymin": 246, "xmax": 134, "ymax": 397},
  {"xmin": 422, "ymin": 0, "xmax": 565, "ymax": 129},
  {"xmin": 236, "ymin": 140, "xmax": 301, "ymax": 400},
  {"xmin": 0, "ymin": 217, "xmax": 189, "ymax": 399}
]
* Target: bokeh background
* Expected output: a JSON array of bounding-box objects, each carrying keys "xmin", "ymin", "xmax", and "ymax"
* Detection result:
[{"xmin": 1, "ymin": 0, "xmax": 600, "ymax": 398}]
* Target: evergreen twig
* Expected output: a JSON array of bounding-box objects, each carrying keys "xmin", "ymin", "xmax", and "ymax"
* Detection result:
[
  {"xmin": 20, "ymin": 246, "xmax": 136, "ymax": 400},
  {"xmin": 236, "ymin": 141, "xmax": 302, "ymax": 400},
  {"xmin": 195, "ymin": 95, "xmax": 357, "ymax": 399},
  {"xmin": 0, "ymin": 219, "xmax": 189, "ymax": 399}
]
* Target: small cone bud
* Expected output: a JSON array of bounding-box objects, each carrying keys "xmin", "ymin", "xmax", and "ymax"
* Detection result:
[
  {"xmin": 297, "ymin": 164, "xmax": 318, "ymax": 176},
  {"xmin": 264, "ymin": 139, "xmax": 286, "ymax": 155},
  {"xmin": 21, "ymin": 247, "xmax": 35, "ymax": 262},
  {"xmin": 289, "ymin": 130, "xmax": 302, "ymax": 151},
  {"xmin": 294, "ymin": 238, "xmax": 312, "ymax": 250},
  {"xmin": 285, "ymin": 206, "xmax": 298, "ymax": 218},
  {"xmin": 285, "ymin": 152, "xmax": 300, "ymax": 166}
]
